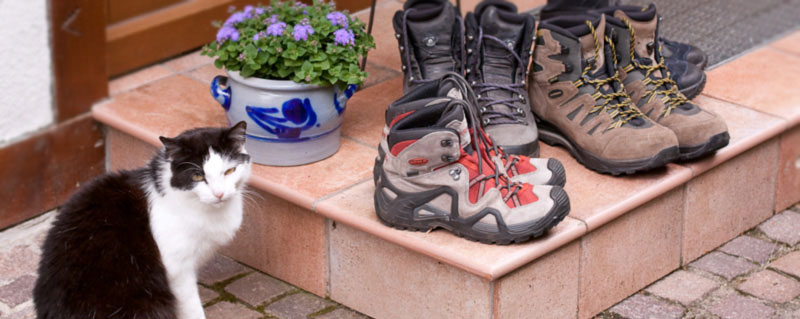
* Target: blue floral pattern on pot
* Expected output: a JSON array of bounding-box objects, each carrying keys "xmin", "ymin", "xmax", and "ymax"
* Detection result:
[{"xmin": 246, "ymin": 98, "xmax": 318, "ymax": 139}]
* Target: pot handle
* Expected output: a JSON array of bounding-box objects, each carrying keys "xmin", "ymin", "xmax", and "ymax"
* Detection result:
[
  {"xmin": 210, "ymin": 76, "xmax": 232, "ymax": 111},
  {"xmin": 334, "ymin": 84, "xmax": 357, "ymax": 115}
]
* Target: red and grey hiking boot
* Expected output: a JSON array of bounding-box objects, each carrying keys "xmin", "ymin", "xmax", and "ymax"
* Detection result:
[
  {"xmin": 601, "ymin": 5, "xmax": 729, "ymax": 160},
  {"xmin": 464, "ymin": 0, "xmax": 540, "ymax": 157},
  {"xmin": 374, "ymin": 75, "xmax": 570, "ymax": 244},
  {"xmin": 393, "ymin": 0, "xmax": 466, "ymax": 93},
  {"xmin": 376, "ymin": 76, "xmax": 566, "ymax": 188}
]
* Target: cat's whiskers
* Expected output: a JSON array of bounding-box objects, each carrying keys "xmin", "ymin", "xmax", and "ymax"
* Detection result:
[{"xmin": 240, "ymin": 187, "xmax": 263, "ymax": 211}]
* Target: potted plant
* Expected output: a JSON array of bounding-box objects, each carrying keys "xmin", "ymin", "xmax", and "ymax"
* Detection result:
[{"xmin": 204, "ymin": 1, "xmax": 374, "ymax": 166}]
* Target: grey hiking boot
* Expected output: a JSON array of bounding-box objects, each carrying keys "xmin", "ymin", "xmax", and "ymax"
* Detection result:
[
  {"xmin": 374, "ymin": 75, "xmax": 570, "ymax": 244},
  {"xmin": 601, "ymin": 5, "xmax": 729, "ymax": 160},
  {"xmin": 376, "ymin": 75, "xmax": 567, "ymax": 188},
  {"xmin": 465, "ymin": 0, "xmax": 540, "ymax": 157},
  {"xmin": 529, "ymin": 14, "xmax": 680, "ymax": 175},
  {"xmin": 393, "ymin": 0, "xmax": 465, "ymax": 93}
]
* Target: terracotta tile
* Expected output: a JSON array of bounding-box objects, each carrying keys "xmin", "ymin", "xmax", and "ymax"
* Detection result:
[
  {"xmin": 315, "ymin": 181, "xmax": 587, "ymax": 279},
  {"xmin": 362, "ymin": 62, "xmax": 401, "ymax": 89},
  {"xmin": 341, "ymin": 76, "xmax": 403, "ymax": 147},
  {"xmin": 222, "ymin": 189, "xmax": 327, "ymax": 296},
  {"xmin": 0, "ymin": 114, "xmax": 104, "ymax": 229},
  {"xmin": 494, "ymin": 241, "xmax": 579, "ymax": 319},
  {"xmin": 704, "ymin": 48, "xmax": 800, "ymax": 125},
  {"xmin": 162, "ymin": 50, "xmax": 213, "ymax": 73},
  {"xmin": 771, "ymin": 30, "xmax": 800, "ymax": 56},
  {"xmin": 354, "ymin": 0, "xmax": 404, "ymax": 71},
  {"xmin": 578, "ymin": 187, "xmax": 683, "ymax": 319},
  {"xmin": 329, "ymin": 222, "xmax": 492, "ymax": 319},
  {"xmin": 682, "ymin": 139, "xmax": 779, "ymax": 263},
  {"xmin": 108, "ymin": 65, "xmax": 174, "ymax": 96},
  {"xmin": 107, "ymin": 128, "xmax": 158, "ymax": 171},
  {"xmin": 186, "ymin": 64, "xmax": 226, "ymax": 85},
  {"xmin": 682, "ymin": 95, "xmax": 788, "ymax": 176},
  {"xmin": 538, "ymin": 144, "xmax": 692, "ymax": 230},
  {"xmin": 775, "ymin": 125, "xmax": 800, "ymax": 212}
]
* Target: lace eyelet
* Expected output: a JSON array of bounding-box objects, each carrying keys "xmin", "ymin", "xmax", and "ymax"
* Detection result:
[
  {"xmin": 395, "ymin": 33, "xmax": 401, "ymax": 39},
  {"xmin": 480, "ymin": 107, "xmax": 488, "ymax": 113},
  {"xmin": 561, "ymin": 46, "xmax": 569, "ymax": 55},
  {"xmin": 442, "ymin": 155, "xmax": 456, "ymax": 162},
  {"xmin": 564, "ymin": 62, "xmax": 573, "ymax": 73},
  {"xmin": 482, "ymin": 118, "xmax": 491, "ymax": 125},
  {"xmin": 399, "ymin": 46, "xmax": 404, "ymax": 51}
]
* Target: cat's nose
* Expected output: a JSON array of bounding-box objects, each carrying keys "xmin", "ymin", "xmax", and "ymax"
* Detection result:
[{"xmin": 214, "ymin": 191, "xmax": 224, "ymax": 200}]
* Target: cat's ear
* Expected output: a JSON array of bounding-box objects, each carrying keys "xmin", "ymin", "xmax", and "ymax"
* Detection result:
[
  {"xmin": 159, "ymin": 136, "xmax": 180, "ymax": 158},
  {"xmin": 226, "ymin": 121, "xmax": 247, "ymax": 147}
]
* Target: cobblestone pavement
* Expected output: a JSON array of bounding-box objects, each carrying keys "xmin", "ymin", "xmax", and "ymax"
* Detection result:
[
  {"xmin": 597, "ymin": 205, "xmax": 800, "ymax": 319},
  {"xmin": 0, "ymin": 212, "xmax": 369, "ymax": 319}
]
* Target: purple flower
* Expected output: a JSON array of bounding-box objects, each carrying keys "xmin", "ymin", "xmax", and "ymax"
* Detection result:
[
  {"xmin": 255, "ymin": 7, "xmax": 265, "ymax": 15},
  {"xmin": 266, "ymin": 21, "xmax": 287, "ymax": 36},
  {"xmin": 326, "ymin": 11, "xmax": 348, "ymax": 28},
  {"xmin": 224, "ymin": 12, "xmax": 248, "ymax": 26},
  {"xmin": 216, "ymin": 26, "xmax": 240, "ymax": 42},
  {"xmin": 295, "ymin": 1, "xmax": 307, "ymax": 7},
  {"xmin": 333, "ymin": 28, "xmax": 355, "ymax": 46},
  {"xmin": 243, "ymin": 5, "xmax": 254, "ymax": 13},
  {"xmin": 293, "ymin": 23, "xmax": 314, "ymax": 41},
  {"xmin": 265, "ymin": 14, "xmax": 280, "ymax": 25}
]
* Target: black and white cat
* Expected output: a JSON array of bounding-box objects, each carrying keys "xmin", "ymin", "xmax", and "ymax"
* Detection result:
[{"xmin": 34, "ymin": 122, "xmax": 252, "ymax": 319}]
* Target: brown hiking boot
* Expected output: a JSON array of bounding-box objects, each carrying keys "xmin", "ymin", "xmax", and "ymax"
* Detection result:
[
  {"xmin": 529, "ymin": 14, "xmax": 679, "ymax": 175},
  {"xmin": 601, "ymin": 5, "xmax": 729, "ymax": 160}
]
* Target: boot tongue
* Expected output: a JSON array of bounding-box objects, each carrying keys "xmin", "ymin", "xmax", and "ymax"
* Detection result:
[
  {"xmin": 437, "ymin": 103, "xmax": 472, "ymax": 148},
  {"xmin": 479, "ymin": 6, "xmax": 524, "ymax": 85},
  {"xmin": 406, "ymin": 3, "xmax": 457, "ymax": 79},
  {"xmin": 577, "ymin": 15, "xmax": 606, "ymax": 74},
  {"xmin": 614, "ymin": 5, "xmax": 662, "ymax": 77}
]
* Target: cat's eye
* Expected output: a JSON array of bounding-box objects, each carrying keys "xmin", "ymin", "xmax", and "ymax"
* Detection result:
[
  {"xmin": 224, "ymin": 167, "xmax": 236, "ymax": 175},
  {"xmin": 191, "ymin": 174, "xmax": 205, "ymax": 182}
]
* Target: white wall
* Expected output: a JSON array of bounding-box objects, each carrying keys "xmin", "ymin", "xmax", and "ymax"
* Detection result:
[{"xmin": 0, "ymin": 0, "xmax": 53, "ymax": 145}]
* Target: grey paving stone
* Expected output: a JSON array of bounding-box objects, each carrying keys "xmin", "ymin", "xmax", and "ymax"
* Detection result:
[
  {"xmin": 225, "ymin": 272, "xmax": 292, "ymax": 306},
  {"xmin": 719, "ymin": 236, "xmax": 778, "ymax": 264},
  {"xmin": 738, "ymin": 270, "xmax": 800, "ymax": 303},
  {"xmin": 4, "ymin": 306, "xmax": 36, "ymax": 319},
  {"xmin": 709, "ymin": 294, "xmax": 774, "ymax": 319},
  {"xmin": 0, "ymin": 245, "xmax": 40, "ymax": 282},
  {"xmin": 690, "ymin": 252, "xmax": 757, "ymax": 280},
  {"xmin": 198, "ymin": 254, "xmax": 249, "ymax": 285},
  {"xmin": 199, "ymin": 285, "xmax": 219, "ymax": 304},
  {"xmin": 0, "ymin": 274, "xmax": 36, "ymax": 307},
  {"xmin": 646, "ymin": 270, "xmax": 720, "ymax": 305},
  {"xmin": 266, "ymin": 293, "xmax": 334, "ymax": 319},
  {"xmin": 609, "ymin": 294, "xmax": 685, "ymax": 319},
  {"xmin": 771, "ymin": 250, "xmax": 800, "ymax": 279},
  {"xmin": 205, "ymin": 301, "xmax": 262, "ymax": 319},
  {"xmin": 316, "ymin": 308, "xmax": 371, "ymax": 319},
  {"xmin": 759, "ymin": 210, "xmax": 800, "ymax": 245}
]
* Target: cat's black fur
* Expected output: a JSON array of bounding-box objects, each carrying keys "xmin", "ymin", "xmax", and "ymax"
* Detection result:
[{"xmin": 34, "ymin": 123, "xmax": 247, "ymax": 319}]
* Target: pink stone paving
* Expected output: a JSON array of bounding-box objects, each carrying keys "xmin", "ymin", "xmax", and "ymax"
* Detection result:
[
  {"xmin": 197, "ymin": 254, "xmax": 250, "ymax": 285},
  {"xmin": 198, "ymin": 285, "xmax": 219, "ymax": 304},
  {"xmin": 719, "ymin": 236, "xmax": 778, "ymax": 264},
  {"xmin": 205, "ymin": 301, "xmax": 262, "ymax": 319},
  {"xmin": 645, "ymin": 270, "xmax": 720, "ymax": 305},
  {"xmin": 737, "ymin": 270, "xmax": 800, "ymax": 303},
  {"xmin": 608, "ymin": 294, "xmax": 685, "ymax": 319},
  {"xmin": 709, "ymin": 294, "xmax": 774, "ymax": 319},
  {"xmin": 224, "ymin": 272, "xmax": 293, "ymax": 306},
  {"xmin": 317, "ymin": 308, "xmax": 372, "ymax": 319},
  {"xmin": 771, "ymin": 250, "xmax": 800, "ymax": 278},
  {"xmin": 759, "ymin": 210, "xmax": 800, "ymax": 245},
  {"xmin": 265, "ymin": 293, "xmax": 335, "ymax": 319},
  {"xmin": 690, "ymin": 252, "xmax": 757, "ymax": 280},
  {"xmin": 0, "ymin": 274, "xmax": 37, "ymax": 307}
]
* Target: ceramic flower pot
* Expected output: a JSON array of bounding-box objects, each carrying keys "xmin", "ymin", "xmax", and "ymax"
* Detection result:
[{"xmin": 210, "ymin": 70, "xmax": 356, "ymax": 166}]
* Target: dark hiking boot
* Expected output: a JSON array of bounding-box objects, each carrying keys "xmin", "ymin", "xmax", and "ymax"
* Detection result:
[
  {"xmin": 374, "ymin": 75, "xmax": 570, "ymax": 244},
  {"xmin": 602, "ymin": 5, "xmax": 729, "ymax": 161},
  {"xmin": 376, "ymin": 75, "xmax": 567, "ymax": 188},
  {"xmin": 528, "ymin": 14, "xmax": 679, "ymax": 175},
  {"xmin": 663, "ymin": 58, "xmax": 706, "ymax": 100},
  {"xmin": 464, "ymin": 0, "xmax": 540, "ymax": 157},
  {"xmin": 393, "ymin": 0, "xmax": 465, "ymax": 93},
  {"xmin": 661, "ymin": 37, "xmax": 708, "ymax": 69}
]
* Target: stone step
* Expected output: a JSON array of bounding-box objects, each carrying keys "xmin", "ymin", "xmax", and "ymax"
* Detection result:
[{"xmin": 94, "ymin": 4, "xmax": 800, "ymax": 317}]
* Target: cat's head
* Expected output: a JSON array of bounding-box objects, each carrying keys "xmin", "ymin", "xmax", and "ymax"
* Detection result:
[{"xmin": 158, "ymin": 121, "xmax": 252, "ymax": 205}]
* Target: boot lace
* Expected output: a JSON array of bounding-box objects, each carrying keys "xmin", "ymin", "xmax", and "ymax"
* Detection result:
[
  {"xmin": 620, "ymin": 17, "xmax": 689, "ymax": 117},
  {"xmin": 573, "ymin": 21, "xmax": 643, "ymax": 130},
  {"xmin": 400, "ymin": 9, "xmax": 466, "ymax": 85},
  {"xmin": 472, "ymin": 29, "xmax": 527, "ymax": 126}
]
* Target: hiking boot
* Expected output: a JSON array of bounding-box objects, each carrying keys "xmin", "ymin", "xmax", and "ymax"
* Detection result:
[
  {"xmin": 464, "ymin": 0, "xmax": 540, "ymax": 157},
  {"xmin": 376, "ymin": 75, "xmax": 567, "ymax": 188},
  {"xmin": 374, "ymin": 77, "xmax": 570, "ymax": 244},
  {"xmin": 393, "ymin": 0, "xmax": 465, "ymax": 93},
  {"xmin": 661, "ymin": 37, "xmax": 708, "ymax": 69},
  {"xmin": 602, "ymin": 5, "xmax": 729, "ymax": 160},
  {"xmin": 663, "ymin": 58, "xmax": 706, "ymax": 100},
  {"xmin": 528, "ymin": 14, "xmax": 679, "ymax": 175}
]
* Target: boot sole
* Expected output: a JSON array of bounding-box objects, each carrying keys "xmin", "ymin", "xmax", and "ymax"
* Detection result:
[
  {"xmin": 373, "ymin": 164, "xmax": 571, "ymax": 245},
  {"xmin": 678, "ymin": 132, "xmax": 730, "ymax": 161},
  {"xmin": 498, "ymin": 140, "xmax": 540, "ymax": 157},
  {"xmin": 536, "ymin": 120, "xmax": 679, "ymax": 176},
  {"xmin": 680, "ymin": 72, "xmax": 706, "ymax": 100}
]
